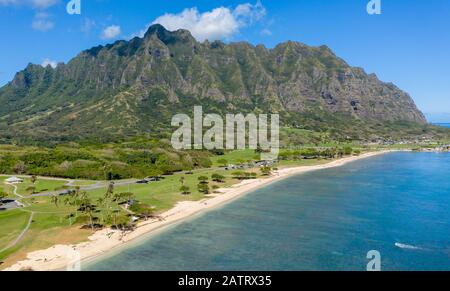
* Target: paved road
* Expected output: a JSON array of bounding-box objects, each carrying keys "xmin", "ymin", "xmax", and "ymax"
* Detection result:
[
  {"xmin": 28, "ymin": 179, "xmax": 139, "ymax": 198},
  {"xmin": 0, "ymin": 200, "xmax": 22, "ymax": 210}
]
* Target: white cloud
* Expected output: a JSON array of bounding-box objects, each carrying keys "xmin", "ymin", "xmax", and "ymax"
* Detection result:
[
  {"xmin": 135, "ymin": 1, "xmax": 266, "ymax": 42},
  {"xmin": 101, "ymin": 25, "xmax": 121, "ymax": 39},
  {"xmin": 152, "ymin": 7, "xmax": 238, "ymax": 42},
  {"xmin": 41, "ymin": 58, "xmax": 57, "ymax": 68},
  {"xmin": 0, "ymin": 0, "xmax": 19, "ymax": 5},
  {"xmin": 81, "ymin": 18, "xmax": 96, "ymax": 33},
  {"xmin": 260, "ymin": 28, "xmax": 272, "ymax": 36},
  {"xmin": 31, "ymin": 0, "xmax": 58, "ymax": 9},
  {"xmin": 1, "ymin": 0, "xmax": 59, "ymax": 30},
  {"xmin": 0, "ymin": 0, "xmax": 58, "ymax": 8},
  {"xmin": 32, "ymin": 12, "xmax": 54, "ymax": 31},
  {"xmin": 234, "ymin": 1, "xmax": 266, "ymax": 24}
]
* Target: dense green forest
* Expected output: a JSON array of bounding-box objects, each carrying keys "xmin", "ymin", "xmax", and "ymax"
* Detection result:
[{"xmin": 0, "ymin": 137, "xmax": 212, "ymax": 180}]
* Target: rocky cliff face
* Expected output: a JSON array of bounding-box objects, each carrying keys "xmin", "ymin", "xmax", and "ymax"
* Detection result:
[{"xmin": 0, "ymin": 24, "xmax": 426, "ymax": 141}]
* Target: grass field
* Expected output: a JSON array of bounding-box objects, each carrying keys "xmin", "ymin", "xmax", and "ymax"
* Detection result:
[
  {"xmin": 83, "ymin": 168, "xmax": 244, "ymax": 212},
  {"xmin": 0, "ymin": 178, "xmax": 8, "ymax": 197},
  {"xmin": 70, "ymin": 181, "xmax": 97, "ymax": 187},
  {"xmin": 210, "ymin": 149, "xmax": 260, "ymax": 167},
  {"xmin": 0, "ymin": 176, "xmax": 71, "ymax": 196},
  {"xmin": 0, "ymin": 210, "xmax": 31, "ymax": 251},
  {"xmin": 16, "ymin": 179, "xmax": 69, "ymax": 196}
]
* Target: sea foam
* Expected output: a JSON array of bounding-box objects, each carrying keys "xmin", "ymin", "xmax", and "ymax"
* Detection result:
[{"xmin": 395, "ymin": 243, "xmax": 421, "ymax": 250}]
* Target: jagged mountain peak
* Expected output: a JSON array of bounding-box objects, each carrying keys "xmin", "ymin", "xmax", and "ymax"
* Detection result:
[
  {"xmin": 144, "ymin": 24, "xmax": 196, "ymax": 44},
  {"xmin": 0, "ymin": 26, "xmax": 427, "ymax": 142}
]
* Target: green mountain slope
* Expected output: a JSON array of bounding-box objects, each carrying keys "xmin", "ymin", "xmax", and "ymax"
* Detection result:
[{"xmin": 0, "ymin": 24, "xmax": 429, "ymax": 143}]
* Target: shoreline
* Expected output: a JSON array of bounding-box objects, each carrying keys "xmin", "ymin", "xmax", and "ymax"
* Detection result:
[{"xmin": 3, "ymin": 150, "xmax": 392, "ymax": 271}]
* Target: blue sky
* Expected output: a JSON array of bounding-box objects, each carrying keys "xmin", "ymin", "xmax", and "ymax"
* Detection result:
[{"xmin": 1, "ymin": 0, "xmax": 449, "ymax": 120}]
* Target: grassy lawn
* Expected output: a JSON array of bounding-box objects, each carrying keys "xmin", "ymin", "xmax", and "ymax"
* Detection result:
[
  {"xmin": 16, "ymin": 178, "xmax": 69, "ymax": 195},
  {"xmin": 0, "ymin": 177, "xmax": 70, "ymax": 196},
  {"xmin": 210, "ymin": 149, "xmax": 260, "ymax": 167},
  {"xmin": 84, "ymin": 168, "xmax": 241, "ymax": 212},
  {"xmin": 70, "ymin": 181, "xmax": 98, "ymax": 187},
  {"xmin": 22, "ymin": 196, "xmax": 75, "ymax": 213},
  {"xmin": 0, "ymin": 177, "xmax": 103, "ymax": 196},
  {"xmin": 0, "ymin": 177, "xmax": 15, "ymax": 199},
  {"xmin": 0, "ymin": 210, "xmax": 31, "ymax": 251},
  {"xmin": 0, "ymin": 181, "xmax": 8, "ymax": 197}
]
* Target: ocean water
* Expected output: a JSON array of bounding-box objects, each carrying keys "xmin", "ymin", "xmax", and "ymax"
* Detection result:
[
  {"xmin": 434, "ymin": 123, "xmax": 450, "ymax": 128},
  {"xmin": 85, "ymin": 152, "xmax": 450, "ymax": 271}
]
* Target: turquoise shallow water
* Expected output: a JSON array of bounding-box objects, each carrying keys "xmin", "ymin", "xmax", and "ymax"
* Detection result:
[{"xmin": 85, "ymin": 152, "xmax": 450, "ymax": 271}]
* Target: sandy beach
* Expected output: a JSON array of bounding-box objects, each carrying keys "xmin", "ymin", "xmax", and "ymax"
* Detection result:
[{"xmin": 3, "ymin": 151, "xmax": 391, "ymax": 271}]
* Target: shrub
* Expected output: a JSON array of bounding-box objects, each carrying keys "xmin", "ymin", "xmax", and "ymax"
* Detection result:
[
  {"xmin": 260, "ymin": 166, "xmax": 272, "ymax": 176},
  {"xmin": 180, "ymin": 186, "xmax": 191, "ymax": 195},
  {"xmin": 343, "ymin": 146, "xmax": 353, "ymax": 155},
  {"xmin": 198, "ymin": 176, "xmax": 209, "ymax": 184},
  {"xmin": 197, "ymin": 183, "xmax": 210, "ymax": 194},
  {"xmin": 232, "ymin": 171, "xmax": 245, "ymax": 179},
  {"xmin": 211, "ymin": 174, "xmax": 225, "ymax": 183}
]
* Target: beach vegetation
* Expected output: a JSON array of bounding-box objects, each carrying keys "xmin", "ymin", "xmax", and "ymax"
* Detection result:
[
  {"xmin": 232, "ymin": 171, "xmax": 258, "ymax": 180},
  {"xmin": 197, "ymin": 183, "xmax": 210, "ymax": 194},
  {"xmin": 180, "ymin": 186, "xmax": 191, "ymax": 195},
  {"xmin": 260, "ymin": 166, "xmax": 272, "ymax": 176},
  {"xmin": 198, "ymin": 176, "xmax": 209, "ymax": 184},
  {"xmin": 211, "ymin": 174, "xmax": 225, "ymax": 183},
  {"xmin": 343, "ymin": 146, "xmax": 353, "ymax": 155}
]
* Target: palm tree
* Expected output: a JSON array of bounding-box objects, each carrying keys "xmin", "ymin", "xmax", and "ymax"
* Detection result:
[
  {"xmin": 63, "ymin": 196, "xmax": 74, "ymax": 225},
  {"xmin": 51, "ymin": 195, "xmax": 59, "ymax": 207},
  {"xmin": 106, "ymin": 182, "xmax": 115, "ymax": 197},
  {"xmin": 112, "ymin": 208, "xmax": 120, "ymax": 229},
  {"xmin": 80, "ymin": 197, "xmax": 96, "ymax": 232},
  {"xmin": 68, "ymin": 190, "xmax": 86, "ymax": 222},
  {"xmin": 122, "ymin": 192, "xmax": 134, "ymax": 202},
  {"xmin": 96, "ymin": 197, "xmax": 105, "ymax": 224}
]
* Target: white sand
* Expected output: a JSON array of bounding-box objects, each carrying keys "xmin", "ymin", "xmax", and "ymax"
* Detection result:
[{"xmin": 4, "ymin": 151, "xmax": 391, "ymax": 271}]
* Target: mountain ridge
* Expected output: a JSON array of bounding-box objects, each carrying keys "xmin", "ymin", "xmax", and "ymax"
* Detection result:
[{"xmin": 0, "ymin": 24, "xmax": 428, "ymax": 143}]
